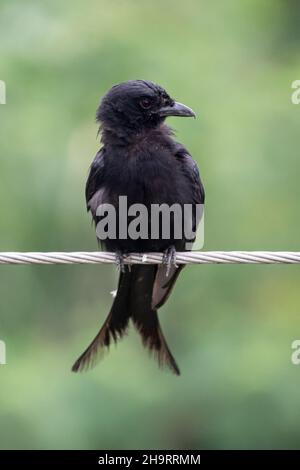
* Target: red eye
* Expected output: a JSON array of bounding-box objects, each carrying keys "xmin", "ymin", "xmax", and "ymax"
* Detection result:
[{"xmin": 140, "ymin": 98, "xmax": 152, "ymax": 109}]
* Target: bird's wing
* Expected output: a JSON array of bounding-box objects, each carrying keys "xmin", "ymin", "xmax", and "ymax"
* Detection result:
[
  {"xmin": 85, "ymin": 148, "xmax": 106, "ymax": 221},
  {"xmin": 152, "ymin": 145, "xmax": 205, "ymax": 310},
  {"xmin": 175, "ymin": 144, "xmax": 205, "ymax": 207},
  {"xmin": 175, "ymin": 144, "xmax": 205, "ymax": 240}
]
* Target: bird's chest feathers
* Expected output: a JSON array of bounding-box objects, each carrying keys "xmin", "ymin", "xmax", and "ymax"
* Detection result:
[{"xmin": 107, "ymin": 141, "xmax": 178, "ymax": 204}]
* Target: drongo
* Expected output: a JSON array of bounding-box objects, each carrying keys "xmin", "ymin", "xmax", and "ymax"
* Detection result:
[{"xmin": 72, "ymin": 80, "xmax": 205, "ymax": 375}]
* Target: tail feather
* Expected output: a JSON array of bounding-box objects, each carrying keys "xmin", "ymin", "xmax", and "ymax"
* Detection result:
[
  {"xmin": 152, "ymin": 264, "xmax": 184, "ymax": 310},
  {"xmin": 131, "ymin": 308, "xmax": 180, "ymax": 375},
  {"xmin": 72, "ymin": 311, "xmax": 116, "ymax": 372},
  {"xmin": 72, "ymin": 264, "xmax": 181, "ymax": 375},
  {"xmin": 72, "ymin": 270, "xmax": 132, "ymax": 372},
  {"xmin": 130, "ymin": 265, "xmax": 180, "ymax": 375}
]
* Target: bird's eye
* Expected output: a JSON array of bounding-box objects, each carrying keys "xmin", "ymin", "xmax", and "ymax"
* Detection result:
[{"xmin": 140, "ymin": 98, "xmax": 152, "ymax": 109}]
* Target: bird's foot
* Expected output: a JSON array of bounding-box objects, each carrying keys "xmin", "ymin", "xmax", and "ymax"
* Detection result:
[
  {"xmin": 162, "ymin": 245, "xmax": 178, "ymax": 277},
  {"xmin": 115, "ymin": 251, "xmax": 127, "ymax": 273}
]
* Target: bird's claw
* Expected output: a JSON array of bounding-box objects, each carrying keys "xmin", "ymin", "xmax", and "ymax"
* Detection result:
[
  {"xmin": 115, "ymin": 251, "xmax": 127, "ymax": 273},
  {"xmin": 162, "ymin": 246, "xmax": 178, "ymax": 277}
]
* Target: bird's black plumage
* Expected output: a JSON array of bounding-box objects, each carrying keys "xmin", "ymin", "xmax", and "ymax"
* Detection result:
[{"xmin": 72, "ymin": 80, "xmax": 205, "ymax": 375}]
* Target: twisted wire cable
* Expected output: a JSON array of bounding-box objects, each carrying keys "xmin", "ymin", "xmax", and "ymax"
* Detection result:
[{"xmin": 0, "ymin": 251, "xmax": 300, "ymax": 265}]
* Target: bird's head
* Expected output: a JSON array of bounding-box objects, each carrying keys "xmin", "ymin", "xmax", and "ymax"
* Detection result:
[{"xmin": 96, "ymin": 80, "xmax": 195, "ymax": 134}]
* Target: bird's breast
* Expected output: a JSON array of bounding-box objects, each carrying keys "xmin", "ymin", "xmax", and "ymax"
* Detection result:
[{"xmin": 107, "ymin": 146, "xmax": 181, "ymax": 206}]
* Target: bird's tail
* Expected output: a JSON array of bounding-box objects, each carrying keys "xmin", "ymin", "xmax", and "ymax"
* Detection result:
[
  {"xmin": 72, "ymin": 265, "xmax": 180, "ymax": 375},
  {"xmin": 71, "ymin": 269, "xmax": 132, "ymax": 372},
  {"xmin": 130, "ymin": 265, "xmax": 180, "ymax": 375}
]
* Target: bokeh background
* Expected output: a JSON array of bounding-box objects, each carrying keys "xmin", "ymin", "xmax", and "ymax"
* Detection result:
[{"xmin": 0, "ymin": 0, "xmax": 300, "ymax": 450}]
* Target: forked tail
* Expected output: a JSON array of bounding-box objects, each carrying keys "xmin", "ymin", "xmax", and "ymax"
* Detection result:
[{"xmin": 72, "ymin": 265, "xmax": 180, "ymax": 375}]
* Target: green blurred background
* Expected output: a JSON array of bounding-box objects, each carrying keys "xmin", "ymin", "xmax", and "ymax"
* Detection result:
[{"xmin": 0, "ymin": 0, "xmax": 300, "ymax": 450}]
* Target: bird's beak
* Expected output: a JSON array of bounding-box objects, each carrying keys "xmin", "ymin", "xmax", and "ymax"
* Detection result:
[{"xmin": 158, "ymin": 101, "xmax": 196, "ymax": 118}]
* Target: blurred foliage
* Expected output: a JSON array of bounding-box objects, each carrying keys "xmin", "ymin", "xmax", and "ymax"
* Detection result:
[{"xmin": 0, "ymin": 0, "xmax": 300, "ymax": 450}]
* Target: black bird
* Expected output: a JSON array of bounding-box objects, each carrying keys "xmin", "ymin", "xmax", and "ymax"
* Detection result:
[{"xmin": 72, "ymin": 80, "xmax": 205, "ymax": 375}]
